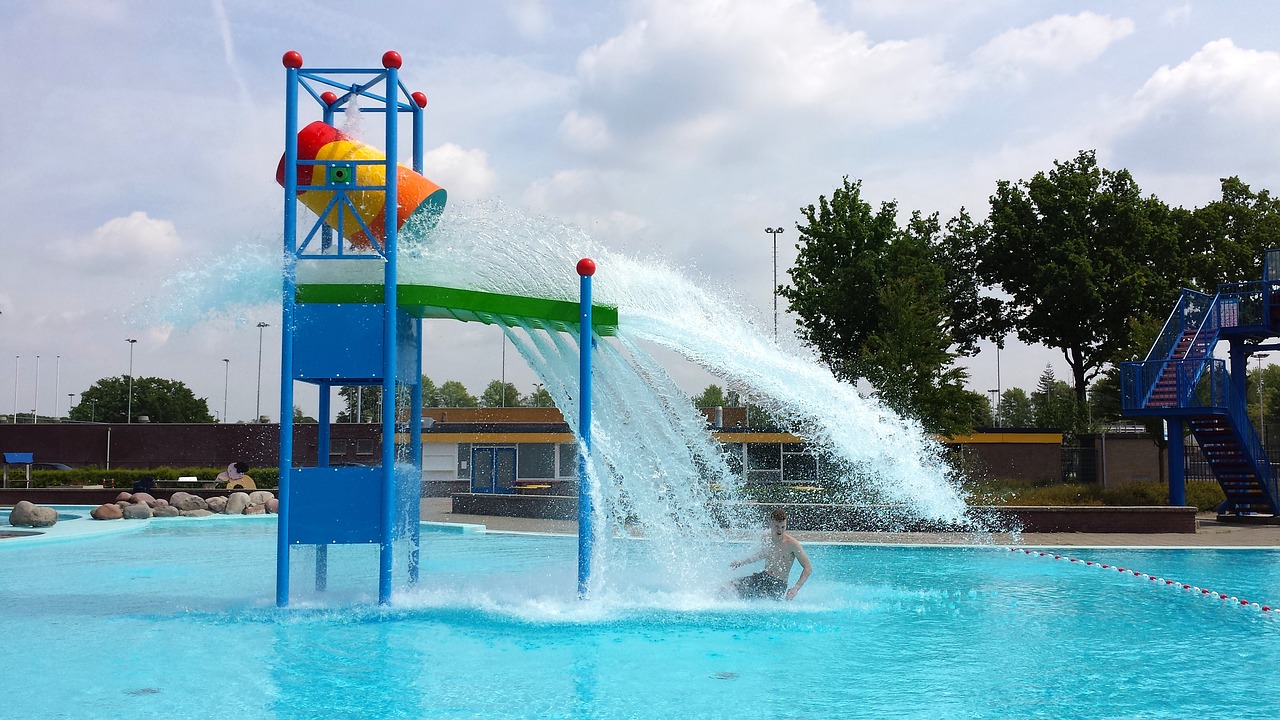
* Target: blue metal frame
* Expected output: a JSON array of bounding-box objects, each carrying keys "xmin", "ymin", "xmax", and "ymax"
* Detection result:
[{"xmin": 278, "ymin": 55, "xmax": 426, "ymax": 607}]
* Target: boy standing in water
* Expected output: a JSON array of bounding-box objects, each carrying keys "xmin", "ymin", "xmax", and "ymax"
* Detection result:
[{"xmin": 729, "ymin": 509, "xmax": 813, "ymax": 600}]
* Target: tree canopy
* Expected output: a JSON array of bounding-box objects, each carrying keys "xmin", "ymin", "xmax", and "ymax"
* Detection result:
[{"xmin": 69, "ymin": 376, "xmax": 214, "ymax": 423}]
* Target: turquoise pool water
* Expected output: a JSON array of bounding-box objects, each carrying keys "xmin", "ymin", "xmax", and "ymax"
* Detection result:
[{"xmin": 1, "ymin": 517, "xmax": 1278, "ymax": 719}]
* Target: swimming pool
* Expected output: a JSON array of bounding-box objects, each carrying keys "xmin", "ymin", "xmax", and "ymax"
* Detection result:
[{"xmin": 2, "ymin": 515, "xmax": 1278, "ymax": 719}]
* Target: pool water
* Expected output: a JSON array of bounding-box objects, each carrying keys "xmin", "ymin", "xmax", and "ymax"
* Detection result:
[{"xmin": 2, "ymin": 518, "xmax": 1279, "ymax": 719}]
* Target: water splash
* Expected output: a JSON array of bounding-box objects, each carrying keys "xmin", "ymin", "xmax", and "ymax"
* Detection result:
[{"xmin": 142, "ymin": 199, "xmax": 982, "ymax": 596}]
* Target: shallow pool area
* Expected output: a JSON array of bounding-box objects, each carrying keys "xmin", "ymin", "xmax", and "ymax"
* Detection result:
[{"xmin": 2, "ymin": 515, "xmax": 1280, "ymax": 719}]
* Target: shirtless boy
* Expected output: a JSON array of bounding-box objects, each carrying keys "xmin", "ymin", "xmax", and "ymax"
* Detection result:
[{"xmin": 729, "ymin": 509, "xmax": 813, "ymax": 600}]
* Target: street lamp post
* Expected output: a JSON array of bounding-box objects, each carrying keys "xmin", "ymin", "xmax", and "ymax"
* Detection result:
[
  {"xmin": 53, "ymin": 355, "xmax": 61, "ymax": 420},
  {"xmin": 256, "ymin": 321, "xmax": 270, "ymax": 422},
  {"xmin": 765, "ymin": 227, "xmax": 785, "ymax": 342},
  {"xmin": 32, "ymin": 355, "xmax": 40, "ymax": 423},
  {"xmin": 12, "ymin": 356, "xmax": 18, "ymax": 424},
  {"xmin": 1258, "ymin": 353, "xmax": 1271, "ymax": 448},
  {"xmin": 90, "ymin": 399, "xmax": 97, "ymax": 423},
  {"xmin": 222, "ymin": 358, "xmax": 230, "ymax": 423},
  {"xmin": 988, "ymin": 389, "xmax": 999, "ymax": 428},
  {"xmin": 126, "ymin": 339, "xmax": 137, "ymax": 424},
  {"xmin": 67, "ymin": 393, "xmax": 74, "ymax": 421}
]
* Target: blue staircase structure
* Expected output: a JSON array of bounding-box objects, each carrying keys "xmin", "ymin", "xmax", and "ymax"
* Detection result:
[{"xmin": 1120, "ymin": 249, "xmax": 1280, "ymax": 517}]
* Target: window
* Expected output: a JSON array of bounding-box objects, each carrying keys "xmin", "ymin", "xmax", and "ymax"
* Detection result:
[
  {"xmin": 746, "ymin": 443, "xmax": 781, "ymax": 470},
  {"xmin": 558, "ymin": 443, "xmax": 578, "ymax": 478},
  {"xmin": 456, "ymin": 443, "xmax": 471, "ymax": 479},
  {"xmin": 517, "ymin": 443, "xmax": 556, "ymax": 479}
]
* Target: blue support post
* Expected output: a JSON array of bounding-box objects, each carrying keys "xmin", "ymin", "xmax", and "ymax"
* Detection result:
[
  {"xmin": 277, "ymin": 58, "xmax": 300, "ymax": 608},
  {"xmin": 1168, "ymin": 419, "xmax": 1186, "ymax": 506},
  {"xmin": 378, "ymin": 63, "xmax": 400, "ymax": 606},
  {"xmin": 315, "ymin": 382, "xmax": 330, "ymax": 591},
  {"xmin": 576, "ymin": 258, "xmax": 596, "ymax": 599},
  {"xmin": 409, "ymin": 317, "xmax": 423, "ymax": 584}
]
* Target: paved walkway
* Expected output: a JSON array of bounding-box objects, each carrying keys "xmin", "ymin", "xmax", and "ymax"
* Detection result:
[{"xmin": 422, "ymin": 498, "xmax": 1280, "ymax": 547}]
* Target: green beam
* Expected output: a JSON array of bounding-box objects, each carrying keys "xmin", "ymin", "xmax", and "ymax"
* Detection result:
[{"xmin": 295, "ymin": 283, "xmax": 619, "ymax": 336}]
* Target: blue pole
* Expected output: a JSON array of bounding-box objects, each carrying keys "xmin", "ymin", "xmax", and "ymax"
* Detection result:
[
  {"xmin": 277, "ymin": 53, "xmax": 301, "ymax": 608},
  {"xmin": 316, "ymin": 382, "xmax": 330, "ymax": 592},
  {"xmin": 577, "ymin": 258, "xmax": 596, "ymax": 599},
  {"xmin": 378, "ymin": 60, "xmax": 400, "ymax": 606},
  {"xmin": 1168, "ymin": 419, "xmax": 1186, "ymax": 506},
  {"xmin": 321, "ymin": 102, "xmax": 335, "ymax": 254},
  {"xmin": 409, "ymin": 80, "xmax": 425, "ymax": 587}
]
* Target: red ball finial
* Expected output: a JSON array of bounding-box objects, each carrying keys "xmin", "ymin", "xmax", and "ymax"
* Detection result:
[
  {"xmin": 282, "ymin": 50, "xmax": 303, "ymax": 68},
  {"xmin": 577, "ymin": 258, "xmax": 597, "ymax": 277},
  {"xmin": 320, "ymin": 91, "xmax": 338, "ymax": 106},
  {"xmin": 411, "ymin": 91, "xmax": 428, "ymax": 108},
  {"xmin": 382, "ymin": 50, "xmax": 403, "ymax": 69}
]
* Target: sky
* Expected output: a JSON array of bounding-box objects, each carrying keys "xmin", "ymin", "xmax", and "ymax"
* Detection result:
[{"xmin": 3, "ymin": 0, "xmax": 1280, "ymax": 423}]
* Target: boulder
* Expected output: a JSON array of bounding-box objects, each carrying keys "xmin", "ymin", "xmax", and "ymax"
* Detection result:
[
  {"xmin": 249, "ymin": 491, "xmax": 274, "ymax": 505},
  {"xmin": 243, "ymin": 503, "xmax": 266, "ymax": 515},
  {"xmin": 121, "ymin": 503, "xmax": 153, "ymax": 519},
  {"xmin": 91, "ymin": 503, "xmax": 124, "ymax": 520},
  {"xmin": 224, "ymin": 492, "xmax": 251, "ymax": 515},
  {"xmin": 205, "ymin": 496, "xmax": 228, "ymax": 514},
  {"xmin": 151, "ymin": 505, "xmax": 181, "ymax": 518},
  {"xmin": 180, "ymin": 509, "xmax": 214, "ymax": 518},
  {"xmin": 9, "ymin": 501, "xmax": 58, "ymax": 527},
  {"xmin": 151, "ymin": 498, "xmax": 169, "ymax": 508},
  {"xmin": 266, "ymin": 497, "xmax": 279, "ymax": 514},
  {"xmin": 131, "ymin": 492, "xmax": 156, "ymax": 506},
  {"xmin": 169, "ymin": 492, "xmax": 208, "ymax": 512},
  {"xmin": 115, "ymin": 492, "xmax": 133, "ymax": 503}
]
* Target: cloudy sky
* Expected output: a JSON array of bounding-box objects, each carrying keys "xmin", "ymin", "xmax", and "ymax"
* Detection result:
[{"xmin": 3, "ymin": 0, "xmax": 1280, "ymax": 423}]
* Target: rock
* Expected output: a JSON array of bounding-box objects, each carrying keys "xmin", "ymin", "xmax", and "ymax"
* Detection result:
[
  {"xmin": 116, "ymin": 492, "xmax": 133, "ymax": 503},
  {"xmin": 243, "ymin": 503, "xmax": 266, "ymax": 515},
  {"xmin": 249, "ymin": 490, "xmax": 274, "ymax": 505},
  {"xmin": 169, "ymin": 492, "xmax": 208, "ymax": 512},
  {"xmin": 121, "ymin": 503, "xmax": 153, "ymax": 519},
  {"xmin": 91, "ymin": 503, "xmax": 124, "ymax": 520},
  {"xmin": 180, "ymin": 509, "xmax": 213, "ymax": 517},
  {"xmin": 151, "ymin": 505, "xmax": 181, "ymax": 518},
  {"xmin": 9, "ymin": 501, "xmax": 58, "ymax": 527},
  {"xmin": 151, "ymin": 498, "xmax": 169, "ymax": 508},
  {"xmin": 131, "ymin": 492, "xmax": 156, "ymax": 506},
  {"xmin": 224, "ymin": 492, "xmax": 251, "ymax": 515},
  {"xmin": 266, "ymin": 497, "xmax": 279, "ymax": 514},
  {"xmin": 116, "ymin": 501, "xmax": 132, "ymax": 510},
  {"xmin": 205, "ymin": 496, "xmax": 227, "ymax": 513}
]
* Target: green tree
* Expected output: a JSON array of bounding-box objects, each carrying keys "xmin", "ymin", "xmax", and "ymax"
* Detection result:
[
  {"xmin": 692, "ymin": 384, "xmax": 728, "ymax": 407},
  {"xmin": 69, "ymin": 376, "xmax": 214, "ymax": 423},
  {"xmin": 1087, "ymin": 371, "xmax": 1123, "ymax": 429},
  {"xmin": 782, "ymin": 179, "xmax": 982, "ymax": 434},
  {"xmin": 979, "ymin": 150, "xmax": 1181, "ymax": 409},
  {"xmin": 1182, "ymin": 177, "xmax": 1280, "ymax": 292},
  {"xmin": 336, "ymin": 386, "xmax": 380, "ymax": 423},
  {"xmin": 437, "ymin": 380, "xmax": 478, "ymax": 408},
  {"xmin": 421, "ymin": 376, "xmax": 441, "ymax": 407},
  {"xmin": 1030, "ymin": 366, "xmax": 1080, "ymax": 430},
  {"xmin": 997, "ymin": 388, "xmax": 1034, "ymax": 428},
  {"xmin": 293, "ymin": 406, "xmax": 317, "ymax": 423},
  {"xmin": 527, "ymin": 386, "xmax": 556, "ymax": 407},
  {"xmin": 480, "ymin": 381, "xmax": 522, "ymax": 408}
]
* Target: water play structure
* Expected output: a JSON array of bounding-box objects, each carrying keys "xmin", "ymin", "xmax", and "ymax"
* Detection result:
[
  {"xmin": 275, "ymin": 51, "xmax": 613, "ymax": 605},
  {"xmin": 1122, "ymin": 249, "xmax": 1280, "ymax": 518}
]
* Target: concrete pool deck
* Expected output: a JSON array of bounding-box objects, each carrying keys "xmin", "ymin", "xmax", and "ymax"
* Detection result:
[{"xmin": 421, "ymin": 498, "xmax": 1280, "ymax": 547}]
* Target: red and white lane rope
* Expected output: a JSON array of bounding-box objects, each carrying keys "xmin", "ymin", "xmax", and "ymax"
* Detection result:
[{"xmin": 1007, "ymin": 547, "xmax": 1275, "ymax": 613}]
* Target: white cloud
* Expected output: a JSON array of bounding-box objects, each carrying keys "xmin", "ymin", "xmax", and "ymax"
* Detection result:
[
  {"xmin": 61, "ymin": 212, "xmax": 183, "ymax": 270},
  {"xmin": 559, "ymin": 110, "xmax": 612, "ymax": 153},
  {"xmin": 972, "ymin": 12, "xmax": 1135, "ymax": 80},
  {"xmin": 1112, "ymin": 39, "xmax": 1280, "ymax": 178},
  {"xmin": 524, "ymin": 169, "xmax": 648, "ymax": 241},
  {"xmin": 424, "ymin": 144, "xmax": 497, "ymax": 201},
  {"xmin": 1162, "ymin": 3, "xmax": 1192, "ymax": 26},
  {"xmin": 573, "ymin": 0, "xmax": 962, "ymax": 159},
  {"xmin": 508, "ymin": 0, "xmax": 550, "ymax": 38}
]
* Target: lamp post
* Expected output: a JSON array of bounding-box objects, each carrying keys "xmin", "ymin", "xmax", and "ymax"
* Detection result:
[
  {"xmin": 222, "ymin": 358, "xmax": 230, "ymax": 423},
  {"xmin": 988, "ymin": 389, "xmax": 999, "ymax": 428},
  {"xmin": 53, "ymin": 355, "xmax": 61, "ymax": 420},
  {"xmin": 12, "ymin": 356, "xmax": 18, "ymax": 424},
  {"xmin": 32, "ymin": 355, "xmax": 40, "ymax": 423},
  {"xmin": 256, "ymin": 321, "xmax": 269, "ymax": 422},
  {"xmin": 126, "ymin": 339, "xmax": 137, "ymax": 424},
  {"xmin": 90, "ymin": 399, "xmax": 97, "ymax": 423},
  {"xmin": 1258, "ymin": 353, "xmax": 1271, "ymax": 448},
  {"xmin": 765, "ymin": 227, "xmax": 785, "ymax": 342},
  {"xmin": 67, "ymin": 393, "xmax": 74, "ymax": 421}
]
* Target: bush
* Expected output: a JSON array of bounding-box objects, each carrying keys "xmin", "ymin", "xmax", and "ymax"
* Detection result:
[{"xmin": 28, "ymin": 466, "xmax": 279, "ymax": 489}]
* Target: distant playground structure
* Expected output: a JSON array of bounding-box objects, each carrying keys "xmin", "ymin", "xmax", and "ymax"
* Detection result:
[
  {"xmin": 1122, "ymin": 249, "xmax": 1280, "ymax": 518},
  {"xmin": 275, "ymin": 51, "xmax": 612, "ymax": 606}
]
